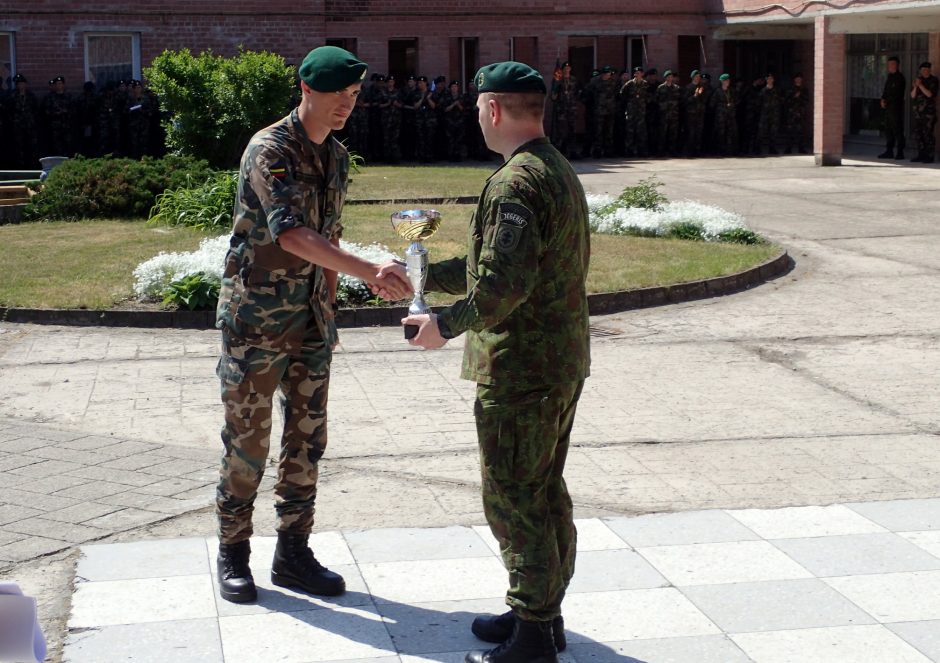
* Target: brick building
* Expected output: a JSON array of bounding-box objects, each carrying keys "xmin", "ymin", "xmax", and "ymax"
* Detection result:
[{"xmin": 3, "ymin": 0, "xmax": 939, "ymax": 164}]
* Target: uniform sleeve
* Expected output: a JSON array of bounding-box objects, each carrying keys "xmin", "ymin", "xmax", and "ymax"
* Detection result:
[
  {"xmin": 425, "ymin": 256, "xmax": 468, "ymax": 295},
  {"xmin": 244, "ymin": 141, "xmax": 307, "ymax": 244},
  {"xmin": 438, "ymin": 177, "xmax": 542, "ymax": 336}
]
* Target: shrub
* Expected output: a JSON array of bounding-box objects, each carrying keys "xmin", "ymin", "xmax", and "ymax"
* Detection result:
[
  {"xmin": 162, "ymin": 272, "xmax": 220, "ymax": 310},
  {"xmin": 149, "ymin": 171, "xmax": 238, "ymax": 231},
  {"xmin": 597, "ymin": 176, "xmax": 667, "ymax": 217},
  {"xmin": 145, "ymin": 48, "xmax": 294, "ymax": 168},
  {"xmin": 23, "ymin": 155, "xmax": 214, "ymax": 221}
]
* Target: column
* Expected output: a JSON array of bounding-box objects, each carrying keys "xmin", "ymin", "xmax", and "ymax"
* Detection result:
[{"xmin": 813, "ymin": 15, "xmax": 845, "ymax": 166}]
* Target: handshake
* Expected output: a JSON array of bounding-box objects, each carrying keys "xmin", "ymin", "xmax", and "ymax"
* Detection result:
[{"xmin": 368, "ymin": 262, "xmax": 448, "ymax": 350}]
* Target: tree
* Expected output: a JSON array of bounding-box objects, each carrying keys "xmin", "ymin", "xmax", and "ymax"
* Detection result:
[{"xmin": 145, "ymin": 49, "xmax": 294, "ymax": 168}]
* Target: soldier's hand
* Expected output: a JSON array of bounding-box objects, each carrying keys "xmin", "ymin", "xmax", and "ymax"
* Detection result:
[
  {"xmin": 370, "ymin": 261, "xmax": 412, "ymax": 300},
  {"xmin": 880, "ymin": 99, "xmax": 887, "ymax": 109},
  {"xmin": 401, "ymin": 313, "xmax": 447, "ymax": 349}
]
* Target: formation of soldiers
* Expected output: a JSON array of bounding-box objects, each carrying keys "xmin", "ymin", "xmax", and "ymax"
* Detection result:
[
  {"xmin": 331, "ymin": 73, "xmax": 493, "ymax": 163},
  {"xmin": 0, "ymin": 74, "xmax": 166, "ymax": 169},
  {"xmin": 551, "ymin": 62, "xmax": 812, "ymax": 160}
]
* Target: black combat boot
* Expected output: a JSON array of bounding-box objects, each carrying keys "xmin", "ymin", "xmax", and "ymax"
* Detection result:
[
  {"xmin": 471, "ymin": 611, "xmax": 566, "ymax": 652},
  {"xmin": 217, "ymin": 539, "xmax": 257, "ymax": 603},
  {"xmin": 466, "ymin": 618, "xmax": 558, "ymax": 663},
  {"xmin": 271, "ymin": 532, "xmax": 346, "ymax": 596},
  {"xmin": 895, "ymin": 150, "xmax": 906, "ymax": 160}
]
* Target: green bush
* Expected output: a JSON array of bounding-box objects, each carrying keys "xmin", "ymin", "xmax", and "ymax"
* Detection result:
[
  {"xmin": 717, "ymin": 227, "xmax": 765, "ymax": 245},
  {"xmin": 146, "ymin": 48, "xmax": 294, "ymax": 168},
  {"xmin": 149, "ymin": 171, "xmax": 238, "ymax": 231},
  {"xmin": 23, "ymin": 155, "xmax": 214, "ymax": 221},
  {"xmin": 665, "ymin": 221, "xmax": 704, "ymax": 241},
  {"xmin": 162, "ymin": 271, "xmax": 220, "ymax": 310},
  {"xmin": 598, "ymin": 176, "xmax": 667, "ymax": 217}
]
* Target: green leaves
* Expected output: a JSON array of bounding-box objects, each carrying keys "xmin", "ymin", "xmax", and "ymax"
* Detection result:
[
  {"xmin": 161, "ymin": 271, "xmax": 220, "ymax": 310},
  {"xmin": 148, "ymin": 171, "xmax": 238, "ymax": 231},
  {"xmin": 597, "ymin": 176, "xmax": 667, "ymax": 217},
  {"xmin": 145, "ymin": 48, "xmax": 295, "ymax": 168}
]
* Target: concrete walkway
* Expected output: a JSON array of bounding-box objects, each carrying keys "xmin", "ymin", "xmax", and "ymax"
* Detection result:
[{"xmin": 1, "ymin": 154, "xmax": 939, "ymax": 661}]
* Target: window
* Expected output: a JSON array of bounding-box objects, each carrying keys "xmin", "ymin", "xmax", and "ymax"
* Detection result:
[
  {"xmin": 510, "ymin": 37, "xmax": 538, "ymax": 68},
  {"xmin": 85, "ymin": 33, "xmax": 140, "ymax": 87},
  {"xmin": 460, "ymin": 38, "xmax": 479, "ymax": 90},
  {"xmin": 388, "ymin": 38, "xmax": 418, "ymax": 80},
  {"xmin": 0, "ymin": 32, "xmax": 14, "ymax": 95},
  {"xmin": 567, "ymin": 36, "xmax": 596, "ymax": 85},
  {"xmin": 326, "ymin": 38, "xmax": 358, "ymax": 56},
  {"xmin": 626, "ymin": 37, "xmax": 645, "ymax": 73}
]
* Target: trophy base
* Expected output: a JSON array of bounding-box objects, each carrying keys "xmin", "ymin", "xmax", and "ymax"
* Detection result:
[{"xmin": 404, "ymin": 324, "xmax": 419, "ymax": 340}]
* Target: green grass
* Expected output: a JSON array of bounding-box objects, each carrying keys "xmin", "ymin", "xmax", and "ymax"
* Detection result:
[
  {"xmin": 348, "ymin": 164, "xmax": 494, "ymax": 200},
  {"xmin": 0, "ymin": 201, "xmax": 780, "ymax": 310}
]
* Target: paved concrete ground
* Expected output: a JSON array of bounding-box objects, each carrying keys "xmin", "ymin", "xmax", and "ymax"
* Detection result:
[
  {"xmin": 1, "ymin": 154, "xmax": 939, "ymax": 661},
  {"xmin": 65, "ymin": 500, "xmax": 940, "ymax": 663}
]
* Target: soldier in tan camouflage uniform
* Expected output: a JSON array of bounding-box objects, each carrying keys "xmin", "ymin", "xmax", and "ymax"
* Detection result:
[
  {"xmin": 214, "ymin": 45, "xmax": 411, "ymax": 604},
  {"xmin": 394, "ymin": 61, "xmax": 591, "ymax": 663}
]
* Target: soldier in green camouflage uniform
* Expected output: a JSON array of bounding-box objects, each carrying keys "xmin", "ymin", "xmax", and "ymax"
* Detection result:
[
  {"xmin": 7, "ymin": 74, "xmax": 39, "ymax": 168},
  {"xmin": 213, "ymin": 46, "xmax": 410, "ymax": 605},
  {"xmin": 123, "ymin": 80, "xmax": 152, "ymax": 159},
  {"xmin": 590, "ymin": 65, "xmax": 617, "ymax": 158},
  {"xmin": 656, "ymin": 70, "xmax": 681, "ymax": 157},
  {"xmin": 442, "ymin": 80, "xmax": 467, "ymax": 161},
  {"xmin": 413, "ymin": 76, "xmax": 437, "ymax": 162},
  {"xmin": 711, "ymin": 73, "xmax": 738, "ymax": 156},
  {"xmin": 784, "ymin": 73, "xmax": 809, "ymax": 155},
  {"xmin": 621, "ymin": 66, "xmax": 649, "ymax": 157},
  {"xmin": 682, "ymin": 70, "xmax": 707, "ymax": 157},
  {"xmin": 398, "ymin": 61, "xmax": 590, "ymax": 663},
  {"xmin": 549, "ymin": 62, "xmax": 578, "ymax": 159},
  {"xmin": 40, "ymin": 75, "xmax": 73, "ymax": 156},
  {"xmin": 378, "ymin": 75, "xmax": 402, "ymax": 163},
  {"xmin": 910, "ymin": 62, "xmax": 938, "ymax": 163},
  {"xmin": 758, "ymin": 73, "xmax": 783, "ymax": 155}
]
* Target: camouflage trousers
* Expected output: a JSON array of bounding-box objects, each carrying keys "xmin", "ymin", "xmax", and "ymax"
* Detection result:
[
  {"xmin": 624, "ymin": 112, "xmax": 648, "ymax": 156},
  {"xmin": 913, "ymin": 110, "xmax": 937, "ymax": 157},
  {"xmin": 475, "ymin": 380, "xmax": 584, "ymax": 622},
  {"xmin": 592, "ymin": 113, "xmax": 614, "ymax": 157},
  {"xmin": 216, "ymin": 328, "xmax": 332, "ymax": 544}
]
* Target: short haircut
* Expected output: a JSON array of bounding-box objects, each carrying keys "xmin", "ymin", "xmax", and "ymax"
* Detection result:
[{"xmin": 484, "ymin": 91, "xmax": 546, "ymax": 120}]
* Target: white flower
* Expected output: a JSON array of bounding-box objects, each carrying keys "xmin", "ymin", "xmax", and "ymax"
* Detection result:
[{"xmin": 589, "ymin": 198, "xmax": 749, "ymax": 241}]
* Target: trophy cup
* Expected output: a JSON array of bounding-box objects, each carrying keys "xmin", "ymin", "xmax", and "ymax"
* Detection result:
[{"xmin": 390, "ymin": 209, "xmax": 442, "ymax": 339}]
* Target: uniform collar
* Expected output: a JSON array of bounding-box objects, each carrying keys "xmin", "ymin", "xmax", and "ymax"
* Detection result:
[
  {"xmin": 484, "ymin": 136, "xmax": 549, "ymax": 184},
  {"xmin": 290, "ymin": 107, "xmax": 335, "ymax": 174}
]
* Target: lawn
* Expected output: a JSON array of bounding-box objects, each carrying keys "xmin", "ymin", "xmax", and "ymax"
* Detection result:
[
  {"xmin": 0, "ymin": 208, "xmax": 780, "ymax": 309},
  {"xmin": 347, "ymin": 165, "xmax": 493, "ymax": 200}
]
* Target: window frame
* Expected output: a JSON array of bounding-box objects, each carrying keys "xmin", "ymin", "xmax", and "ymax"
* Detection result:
[
  {"xmin": 0, "ymin": 31, "xmax": 16, "ymax": 82},
  {"xmin": 83, "ymin": 32, "xmax": 141, "ymax": 85}
]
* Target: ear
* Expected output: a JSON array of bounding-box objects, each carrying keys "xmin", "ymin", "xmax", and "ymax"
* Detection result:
[
  {"xmin": 299, "ymin": 80, "xmax": 313, "ymax": 96},
  {"xmin": 488, "ymin": 97, "xmax": 500, "ymax": 126}
]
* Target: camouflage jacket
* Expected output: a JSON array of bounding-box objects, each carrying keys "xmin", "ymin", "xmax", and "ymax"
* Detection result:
[
  {"xmin": 656, "ymin": 83, "xmax": 681, "ymax": 116},
  {"xmin": 425, "ymin": 136, "xmax": 591, "ymax": 386},
  {"xmin": 216, "ymin": 108, "xmax": 348, "ymax": 354},
  {"xmin": 913, "ymin": 75, "xmax": 939, "ymax": 115},
  {"xmin": 621, "ymin": 78, "xmax": 650, "ymax": 116}
]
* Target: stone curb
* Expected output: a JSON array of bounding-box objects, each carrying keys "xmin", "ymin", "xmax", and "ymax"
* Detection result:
[
  {"xmin": 0, "ymin": 249, "xmax": 790, "ymax": 330},
  {"xmin": 346, "ymin": 195, "xmax": 478, "ymax": 206}
]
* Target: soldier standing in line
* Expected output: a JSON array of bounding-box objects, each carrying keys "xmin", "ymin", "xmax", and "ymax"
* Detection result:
[
  {"xmin": 784, "ymin": 73, "xmax": 809, "ymax": 155},
  {"xmin": 414, "ymin": 76, "xmax": 437, "ymax": 162},
  {"xmin": 550, "ymin": 61, "xmax": 579, "ymax": 160},
  {"xmin": 711, "ymin": 73, "xmax": 738, "ymax": 156},
  {"xmin": 464, "ymin": 80, "xmax": 489, "ymax": 160},
  {"xmin": 365, "ymin": 74, "xmax": 384, "ymax": 162},
  {"xmin": 41, "ymin": 75, "xmax": 73, "ymax": 156},
  {"xmin": 581, "ymin": 69, "xmax": 599, "ymax": 158},
  {"xmin": 656, "ymin": 70, "xmax": 681, "ymax": 157},
  {"xmin": 8, "ymin": 74, "xmax": 40, "ymax": 168},
  {"xmin": 401, "ymin": 75, "xmax": 419, "ymax": 160},
  {"xmin": 398, "ymin": 61, "xmax": 590, "ymax": 663},
  {"xmin": 701, "ymin": 72, "xmax": 716, "ymax": 155},
  {"xmin": 683, "ymin": 70, "xmax": 706, "ymax": 157},
  {"xmin": 645, "ymin": 68, "xmax": 660, "ymax": 156},
  {"xmin": 213, "ymin": 46, "xmax": 411, "ymax": 605},
  {"xmin": 432, "ymin": 75, "xmax": 449, "ymax": 160},
  {"xmin": 97, "ymin": 83, "xmax": 122, "ymax": 157},
  {"xmin": 442, "ymin": 80, "xmax": 466, "ymax": 161},
  {"xmin": 758, "ymin": 72, "xmax": 782, "ymax": 155},
  {"xmin": 379, "ymin": 74, "xmax": 402, "ymax": 163},
  {"xmin": 123, "ymin": 79, "xmax": 151, "ymax": 159},
  {"xmin": 622, "ymin": 66, "xmax": 649, "ymax": 158},
  {"xmin": 910, "ymin": 62, "xmax": 938, "ymax": 163},
  {"xmin": 878, "ymin": 57, "xmax": 906, "ymax": 159},
  {"xmin": 74, "ymin": 81, "xmax": 99, "ymax": 157},
  {"xmin": 591, "ymin": 65, "xmax": 617, "ymax": 158},
  {"xmin": 613, "ymin": 69, "xmax": 630, "ymax": 157},
  {"xmin": 741, "ymin": 76, "xmax": 765, "ymax": 156},
  {"xmin": 347, "ymin": 81, "xmax": 370, "ymax": 157}
]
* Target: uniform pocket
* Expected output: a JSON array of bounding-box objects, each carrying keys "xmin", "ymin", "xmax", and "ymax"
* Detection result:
[
  {"xmin": 216, "ymin": 354, "xmax": 247, "ymax": 386},
  {"xmin": 475, "ymin": 388, "xmax": 553, "ymax": 484}
]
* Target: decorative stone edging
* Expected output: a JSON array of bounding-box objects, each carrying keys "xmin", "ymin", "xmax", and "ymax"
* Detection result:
[{"xmin": 0, "ymin": 249, "xmax": 791, "ymax": 330}]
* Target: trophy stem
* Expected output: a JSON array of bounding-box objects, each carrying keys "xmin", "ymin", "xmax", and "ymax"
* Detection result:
[{"xmin": 404, "ymin": 240, "xmax": 429, "ymax": 339}]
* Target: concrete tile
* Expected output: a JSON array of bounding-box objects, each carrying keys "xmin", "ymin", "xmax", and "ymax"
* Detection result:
[
  {"xmin": 345, "ymin": 525, "xmax": 493, "ymax": 563},
  {"xmin": 52, "ymin": 480, "xmax": 134, "ymax": 501},
  {"xmin": 134, "ymin": 477, "xmax": 210, "ymax": 497},
  {"xmin": 6, "ymin": 518, "xmax": 106, "ymax": 544},
  {"xmin": 472, "ymin": 525, "xmax": 501, "ymax": 556},
  {"xmin": 571, "ymin": 518, "xmax": 630, "ymax": 551},
  {"xmin": 567, "ymin": 635, "xmax": 752, "ymax": 663},
  {"xmin": 567, "ymin": 549, "xmax": 668, "ymax": 593},
  {"xmin": 0, "ymin": 535, "xmax": 70, "ymax": 562},
  {"xmin": 70, "ymin": 575, "xmax": 217, "ymax": 627},
  {"xmin": 360, "ymin": 557, "xmax": 508, "ymax": 604},
  {"xmin": 889, "ymin": 621, "xmax": 940, "ymax": 663},
  {"xmin": 727, "ymin": 504, "xmax": 887, "ymax": 539},
  {"xmin": 774, "ymin": 533, "xmax": 940, "ymax": 577},
  {"xmin": 825, "ymin": 571, "xmax": 940, "ymax": 623},
  {"xmin": 0, "ymin": 503, "xmax": 42, "ymax": 526},
  {"xmin": 848, "ymin": 498, "xmax": 940, "ymax": 532},
  {"xmin": 212, "ymin": 564, "xmax": 371, "ymax": 617},
  {"xmin": 77, "ymin": 538, "xmax": 211, "ymax": 581},
  {"xmin": 681, "ymin": 578, "xmax": 876, "ymax": 633},
  {"xmin": 63, "ymin": 618, "xmax": 223, "ymax": 663},
  {"xmin": 899, "ymin": 531, "xmax": 940, "ymax": 560},
  {"xmin": 218, "ymin": 605, "xmax": 396, "ymax": 662},
  {"xmin": 563, "ymin": 588, "xmax": 720, "ymax": 642},
  {"xmin": 377, "ymin": 597, "xmax": 508, "ymax": 654},
  {"xmin": 604, "ymin": 510, "xmax": 759, "ymax": 547},
  {"xmin": 731, "ymin": 625, "xmax": 932, "ymax": 663},
  {"xmin": 82, "ymin": 508, "xmax": 169, "ymax": 531},
  {"xmin": 638, "ymin": 540, "xmax": 813, "ymax": 586},
  {"xmin": 42, "ymin": 501, "xmax": 122, "ymax": 524}
]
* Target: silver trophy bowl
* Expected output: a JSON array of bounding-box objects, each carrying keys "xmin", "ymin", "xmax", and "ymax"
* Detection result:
[{"xmin": 390, "ymin": 209, "xmax": 442, "ymax": 339}]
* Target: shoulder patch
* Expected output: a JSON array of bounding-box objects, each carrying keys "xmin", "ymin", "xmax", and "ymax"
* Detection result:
[
  {"xmin": 497, "ymin": 202, "xmax": 532, "ymax": 228},
  {"xmin": 493, "ymin": 202, "xmax": 532, "ymax": 253}
]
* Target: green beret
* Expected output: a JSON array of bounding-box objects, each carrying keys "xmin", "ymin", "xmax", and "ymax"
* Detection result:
[
  {"xmin": 298, "ymin": 46, "xmax": 368, "ymax": 93},
  {"xmin": 690, "ymin": 69, "xmax": 700, "ymax": 78},
  {"xmin": 474, "ymin": 61, "xmax": 546, "ymax": 94},
  {"xmin": 662, "ymin": 69, "xmax": 673, "ymax": 78},
  {"xmin": 719, "ymin": 73, "xmax": 730, "ymax": 81}
]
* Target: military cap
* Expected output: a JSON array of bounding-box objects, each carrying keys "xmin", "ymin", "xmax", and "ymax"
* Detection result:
[
  {"xmin": 53, "ymin": 75, "xmax": 64, "ymax": 82},
  {"xmin": 601, "ymin": 65, "xmax": 614, "ymax": 73},
  {"xmin": 417, "ymin": 75, "xmax": 428, "ymax": 82},
  {"xmin": 719, "ymin": 73, "xmax": 730, "ymax": 81},
  {"xmin": 118, "ymin": 79, "xmax": 127, "ymax": 86},
  {"xmin": 298, "ymin": 45, "xmax": 368, "ymax": 92},
  {"xmin": 386, "ymin": 74, "xmax": 396, "ymax": 81},
  {"xmin": 12, "ymin": 73, "xmax": 26, "ymax": 83},
  {"xmin": 919, "ymin": 61, "xmax": 932, "ymax": 69},
  {"xmin": 703, "ymin": 73, "xmax": 711, "ymax": 80},
  {"xmin": 591, "ymin": 69, "xmax": 600, "ymax": 77},
  {"xmin": 887, "ymin": 56, "xmax": 900, "ymax": 64},
  {"xmin": 645, "ymin": 68, "xmax": 658, "ymax": 76},
  {"xmin": 474, "ymin": 61, "xmax": 546, "ymax": 94},
  {"xmin": 562, "ymin": 61, "xmax": 571, "ymax": 68},
  {"xmin": 434, "ymin": 75, "xmax": 446, "ymax": 83},
  {"xmin": 376, "ymin": 74, "xmax": 386, "ymax": 82},
  {"xmin": 633, "ymin": 66, "xmax": 644, "ymax": 74},
  {"xmin": 662, "ymin": 69, "xmax": 673, "ymax": 78},
  {"xmin": 130, "ymin": 79, "xmax": 141, "ymax": 86},
  {"xmin": 370, "ymin": 73, "xmax": 379, "ymax": 81},
  {"xmin": 690, "ymin": 69, "xmax": 700, "ymax": 78},
  {"xmin": 407, "ymin": 75, "xmax": 416, "ymax": 81},
  {"xmin": 450, "ymin": 80, "xmax": 460, "ymax": 87}
]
